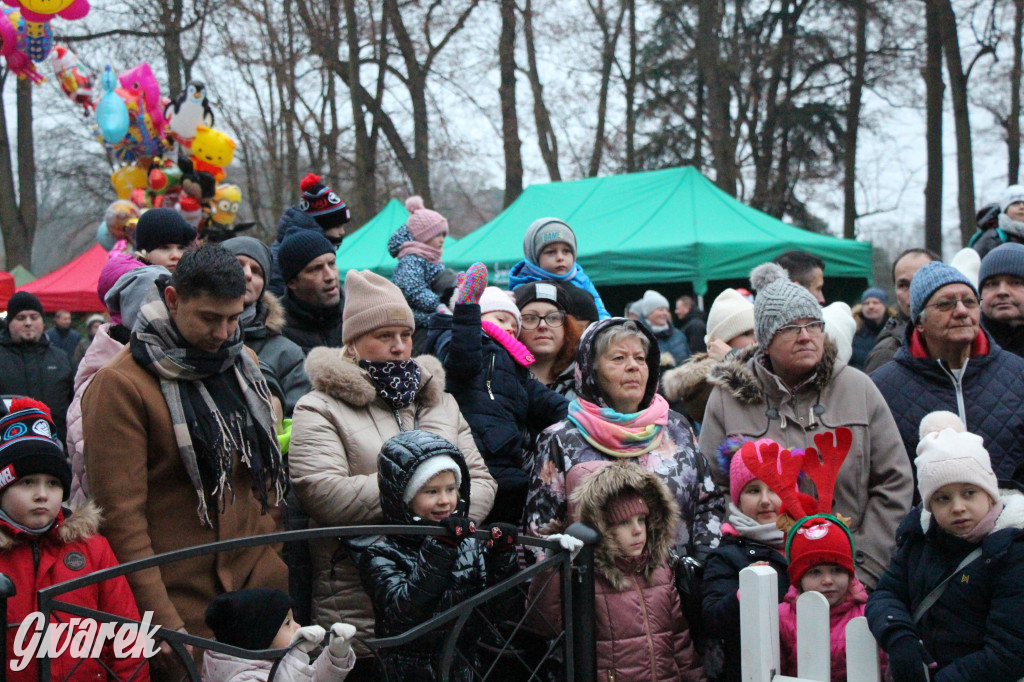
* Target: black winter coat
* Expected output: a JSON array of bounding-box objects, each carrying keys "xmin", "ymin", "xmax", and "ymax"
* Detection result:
[
  {"xmin": 701, "ymin": 533, "xmax": 789, "ymax": 682},
  {"xmin": 355, "ymin": 430, "xmax": 519, "ymax": 682},
  {"xmin": 431, "ymin": 305, "xmax": 568, "ymax": 524},
  {"xmin": 851, "ymin": 315, "xmax": 887, "ymax": 370},
  {"xmin": 652, "ymin": 324, "xmax": 691, "ymax": 366},
  {"xmin": 280, "ymin": 290, "xmax": 345, "ymax": 354},
  {"xmin": 982, "ymin": 313, "xmax": 1024, "ymax": 359},
  {"xmin": 863, "ymin": 316, "xmax": 907, "ymax": 375},
  {"xmin": 866, "ymin": 488, "xmax": 1024, "ymax": 682},
  {"xmin": 679, "ymin": 310, "xmax": 708, "ymax": 354},
  {"xmin": 0, "ymin": 331, "xmax": 73, "ymax": 441},
  {"xmin": 871, "ymin": 328, "xmax": 1024, "ymax": 480}
]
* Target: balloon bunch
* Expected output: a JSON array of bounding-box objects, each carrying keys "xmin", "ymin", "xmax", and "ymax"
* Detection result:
[{"xmin": 0, "ymin": 0, "xmax": 88, "ymax": 79}]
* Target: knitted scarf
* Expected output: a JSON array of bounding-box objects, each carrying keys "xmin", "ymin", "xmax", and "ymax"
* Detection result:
[
  {"xmin": 359, "ymin": 359, "xmax": 422, "ymax": 410},
  {"xmin": 397, "ymin": 241, "xmax": 443, "ymax": 264},
  {"xmin": 513, "ymin": 258, "xmax": 579, "ymax": 283},
  {"xmin": 566, "ymin": 394, "xmax": 669, "ymax": 458},
  {"xmin": 727, "ymin": 503, "xmax": 786, "ymax": 547},
  {"xmin": 130, "ymin": 299, "xmax": 287, "ymax": 527},
  {"xmin": 481, "ymin": 320, "xmax": 535, "ymax": 366}
]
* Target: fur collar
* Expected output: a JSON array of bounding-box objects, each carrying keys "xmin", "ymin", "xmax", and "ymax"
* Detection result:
[
  {"xmin": 262, "ymin": 291, "xmax": 286, "ymax": 334},
  {"xmin": 660, "ymin": 353, "xmax": 714, "ymax": 402},
  {"xmin": 567, "ymin": 461, "xmax": 679, "ymax": 591},
  {"xmin": 707, "ymin": 339, "xmax": 838, "ymax": 406},
  {"xmin": 0, "ymin": 501, "xmax": 102, "ymax": 550},
  {"xmin": 304, "ymin": 348, "xmax": 446, "ymax": 408},
  {"xmin": 920, "ymin": 487, "xmax": 1024, "ymax": 534}
]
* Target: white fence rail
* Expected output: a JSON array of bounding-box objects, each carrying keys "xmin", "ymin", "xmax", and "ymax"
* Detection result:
[{"xmin": 739, "ymin": 565, "xmax": 881, "ymax": 682}]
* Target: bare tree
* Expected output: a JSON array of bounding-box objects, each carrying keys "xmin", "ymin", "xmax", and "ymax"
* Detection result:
[
  {"xmin": 499, "ymin": 0, "xmax": 523, "ymax": 206},
  {"xmin": 0, "ymin": 76, "xmax": 37, "ymax": 270},
  {"xmin": 843, "ymin": 0, "xmax": 868, "ymax": 239},
  {"xmin": 1011, "ymin": 0, "xmax": 1023, "ymax": 183},
  {"xmin": 523, "ymin": 0, "xmax": 562, "ymax": 181}
]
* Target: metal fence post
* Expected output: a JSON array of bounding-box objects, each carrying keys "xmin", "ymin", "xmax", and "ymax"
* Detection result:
[
  {"xmin": 0, "ymin": 573, "xmax": 13, "ymax": 682},
  {"xmin": 565, "ymin": 522, "xmax": 599, "ymax": 682}
]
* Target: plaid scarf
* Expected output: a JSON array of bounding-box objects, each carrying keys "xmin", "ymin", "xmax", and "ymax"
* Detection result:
[{"xmin": 130, "ymin": 297, "xmax": 287, "ymax": 527}]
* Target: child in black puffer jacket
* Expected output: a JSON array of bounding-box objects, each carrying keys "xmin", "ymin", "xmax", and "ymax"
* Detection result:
[
  {"xmin": 355, "ymin": 430, "xmax": 520, "ymax": 682},
  {"xmin": 429, "ymin": 263, "xmax": 568, "ymax": 524}
]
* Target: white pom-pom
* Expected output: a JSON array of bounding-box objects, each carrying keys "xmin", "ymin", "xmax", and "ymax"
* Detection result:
[
  {"xmin": 919, "ymin": 410, "xmax": 965, "ymax": 440},
  {"xmin": 750, "ymin": 262, "xmax": 789, "ymax": 291},
  {"xmin": 405, "ymin": 195, "xmax": 425, "ymax": 212}
]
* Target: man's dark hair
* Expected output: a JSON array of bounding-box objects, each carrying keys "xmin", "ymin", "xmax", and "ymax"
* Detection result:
[
  {"xmin": 891, "ymin": 247, "xmax": 941, "ymax": 281},
  {"xmin": 169, "ymin": 244, "xmax": 246, "ymax": 300},
  {"xmin": 676, "ymin": 294, "xmax": 695, "ymax": 306},
  {"xmin": 773, "ymin": 251, "xmax": 825, "ymax": 286}
]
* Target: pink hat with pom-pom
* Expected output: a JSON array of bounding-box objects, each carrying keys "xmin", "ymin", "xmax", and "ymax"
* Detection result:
[
  {"xmin": 729, "ymin": 442, "xmax": 758, "ymax": 506},
  {"xmin": 405, "ymin": 196, "xmax": 449, "ymax": 244},
  {"xmin": 97, "ymin": 251, "xmax": 146, "ymax": 322}
]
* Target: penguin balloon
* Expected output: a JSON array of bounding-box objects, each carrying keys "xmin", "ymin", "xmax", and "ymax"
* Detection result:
[{"xmin": 164, "ymin": 81, "xmax": 214, "ymax": 152}]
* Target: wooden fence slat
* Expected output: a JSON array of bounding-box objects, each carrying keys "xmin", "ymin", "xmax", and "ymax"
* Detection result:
[
  {"xmin": 845, "ymin": 616, "xmax": 881, "ymax": 682},
  {"xmin": 740, "ymin": 565, "xmax": 782, "ymax": 682},
  {"xmin": 796, "ymin": 591, "xmax": 831, "ymax": 681}
]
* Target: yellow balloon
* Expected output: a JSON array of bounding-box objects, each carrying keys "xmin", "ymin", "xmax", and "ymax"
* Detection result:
[{"xmin": 110, "ymin": 164, "xmax": 148, "ymax": 200}]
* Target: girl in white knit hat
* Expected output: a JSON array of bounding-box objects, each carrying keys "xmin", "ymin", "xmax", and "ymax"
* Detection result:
[{"xmin": 865, "ymin": 411, "xmax": 1024, "ymax": 682}]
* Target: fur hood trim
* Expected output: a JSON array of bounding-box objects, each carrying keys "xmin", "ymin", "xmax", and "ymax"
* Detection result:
[
  {"xmin": 707, "ymin": 339, "xmax": 838, "ymax": 405},
  {"xmin": 0, "ymin": 501, "xmax": 102, "ymax": 550},
  {"xmin": 304, "ymin": 348, "xmax": 446, "ymax": 408},
  {"xmin": 262, "ymin": 291, "xmax": 286, "ymax": 334},
  {"xmin": 661, "ymin": 353, "xmax": 715, "ymax": 402},
  {"xmin": 567, "ymin": 460, "xmax": 679, "ymax": 591},
  {"xmin": 920, "ymin": 487, "xmax": 1024, "ymax": 534}
]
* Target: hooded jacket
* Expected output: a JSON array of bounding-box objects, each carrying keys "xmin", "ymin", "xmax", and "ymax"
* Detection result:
[
  {"xmin": 779, "ymin": 578, "xmax": 871, "ymax": 682},
  {"xmin": 288, "ymin": 350, "xmax": 496, "ymax": 653},
  {"xmin": 866, "ymin": 485, "xmax": 1024, "ymax": 682},
  {"xmin": 388, "ymin": 225, "xmax": 445, "ymax": 328},
  {"xmin": 0, "ymin": 329, "xmax": 73, "ymax": 442},
  {"xmin": 0, "ymin": 502, "xmax": 149, "ymax": 682},
  {"xmin": 523, "ymin": 317, "xmax": 725, "ymax": 561},
  {"xmin": 200, "ymin": 642, "xmax": 355, "ymax": 682},
  {"xmin": 871, "ymin": 327, "xmax": 1024, "ymax": 481},
  {"xmin": 432, "ymin": 303, "xmax": 568, "ymax": 523},
  {"xmin": 354, "ymin": 431, "xmax": 518, "ymax": 682},
  {"xmin": 528, "ymin": 460, "xmax": 702, "ymax": 682},
  {"xmin": 243, "ymin": 291, "xmax": 310, "ymax": 415},
  {"xmin": 700, "ymin": 340, "xmax": 913, "ymax": 588},
  {"xmin": 507, "ymin": 259, "xmax": 610, "ymax": 320}
]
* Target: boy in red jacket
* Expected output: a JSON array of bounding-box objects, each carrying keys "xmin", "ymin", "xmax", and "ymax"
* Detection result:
[{"xmin": 0, "ymin": 398, "xmax": 149, "ymax": 681}]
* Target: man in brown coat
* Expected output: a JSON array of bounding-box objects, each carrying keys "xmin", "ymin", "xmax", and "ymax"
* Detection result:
[{"xmin": 82, "ymin": 245, "xmax": 288, "ymax": 678}]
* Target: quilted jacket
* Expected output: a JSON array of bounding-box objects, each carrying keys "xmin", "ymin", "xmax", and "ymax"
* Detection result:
[
  {"xmin": 355, "ymin": 430, "xmax": 518, "ymax": 682},
  {"xmin": 871, "ymin": 327, "xmax": 1024, "ymax": 479},
  {"xmin": 866, "ymin": 486, "xmax": 1024, "ymax": 682},
  {"xmin": 432, "ymin": 303, "xmax": 568, "ymax": 523}
]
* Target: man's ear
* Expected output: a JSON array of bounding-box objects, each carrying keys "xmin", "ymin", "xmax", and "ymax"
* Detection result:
[{"xmin": 164, "ymin": 285, "xmax": 179, "ymax": 314}]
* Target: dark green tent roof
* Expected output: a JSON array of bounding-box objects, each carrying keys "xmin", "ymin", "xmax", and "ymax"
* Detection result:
[{"xmin": 444, "ymin": 167, "xmax": 872, "ymax": 294}]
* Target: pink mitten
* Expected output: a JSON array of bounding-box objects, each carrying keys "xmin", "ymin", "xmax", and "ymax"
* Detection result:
[{"xmin": 455, "ymin": 262, "xmax": 488, "ymax": 305}]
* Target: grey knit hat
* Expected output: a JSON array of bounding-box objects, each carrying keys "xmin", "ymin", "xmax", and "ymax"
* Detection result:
[
  {"xmin": 909, "ymin": 261, "xmax": 977, "ymax": 322},
  {"xmin": 523, "ymin": 218, "xmax": 577, "ymax": 265},
  {"xmin": 222, "ymin": 236, "xmax": 272, "ymax": 298},
  {"xmin": 750, "ymin": 262, "xmax": 822, "ymax": 345},
  {"xmin": 978, "ymin": 242, "xmax": 1024, "ymax": 289}
]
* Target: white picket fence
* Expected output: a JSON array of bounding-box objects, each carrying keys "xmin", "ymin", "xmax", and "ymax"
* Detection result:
[{"xmin": 739, "ymin": 565, "xmax": 881, "ymax": 682}]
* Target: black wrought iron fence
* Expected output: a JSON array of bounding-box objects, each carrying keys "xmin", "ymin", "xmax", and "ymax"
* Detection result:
[{"xmin": 3, "ymin": 522, "xmax": 599, "ymax": 682}]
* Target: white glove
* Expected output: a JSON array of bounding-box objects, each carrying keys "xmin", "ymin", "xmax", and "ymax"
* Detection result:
[
  {"xmin": 290, "ymin": 625, "xmax": 325, "ymax": 653},
  {"xmin": 547, "ymin": 533, "xmax": 584, "ymax": 560},
  {"xmin": 328, "ymin": 623, "xmax": 357, "ymax": 659}
]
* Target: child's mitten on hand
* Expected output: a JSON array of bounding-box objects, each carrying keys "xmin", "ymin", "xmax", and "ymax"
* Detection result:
[
  {"xmin": 455, "ymin": 262, "xmax": 488, "ymax": 305},
  {"xmin": 290, "ymin": 625, "xmax": 325, "ymax": 653},
  {"xmin": 327, "ymin": 623, "xmax": 357, "ymax": 659}
]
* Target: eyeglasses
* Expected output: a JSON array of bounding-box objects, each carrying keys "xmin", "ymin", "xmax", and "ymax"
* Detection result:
[
  {"xmin": 775, "ymin": 320, "xmax": 826, "ymax": 340},
  {"xmin": 926, "ymin": 296, "xmax": 980, "ymax": 313},
  {"xmin": 520, "ymin": 311, "xmax": 566, "ymax": 330}
]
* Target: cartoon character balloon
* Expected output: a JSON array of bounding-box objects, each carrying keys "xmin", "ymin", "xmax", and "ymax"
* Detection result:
[
  {"xmin": 49, "ymin": 45, "xmax": 92, "ymax": 112},
  {"xmin": 119, "ymin": 62, "xmax": 165, "ymax": 133},
  {"xmin": 164, "ymin": 81, "xmax": 213, "ymax": 151},
  {"xmin": 95, "ymin": 66, "xmax": 129, "ymax": 144},
  {"xmin": 0, "ymin": 8, "xmax": 42, "ymax": 82},
  {"xmin": 1, "ymin": 0, "xmax": 89, "ymax": 63},
  {"xmin": 189, "ymin": 126, "xmax": 235, "ymax": 182}
]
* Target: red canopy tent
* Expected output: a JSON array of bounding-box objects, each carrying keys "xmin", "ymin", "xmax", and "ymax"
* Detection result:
[
  {"xmin": 0, "ymin": 272, "xmax": 14, "ymax": 309},
  {"xmin": 0, "ymin": 244, "xmax": 109, "ymax": 312}
]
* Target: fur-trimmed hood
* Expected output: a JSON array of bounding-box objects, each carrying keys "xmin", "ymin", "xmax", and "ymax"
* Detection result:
[
  {"xmin": 261, "ymin": 291, "xmax": 286, "ymax": 334},
  {"xmin": 0, "ymin": 501, "xmax": 102, "ymax": 550},
  {"xmin": 304, "ymin": 348, "xmax": 446, "ymax": 408},
  {"xmin": 707, "ymin": 338, "xmax": 839, "ymax": 406},
  {"xmin": 567, "ymin": 460, "xmax": 679, "ymax": 590}
]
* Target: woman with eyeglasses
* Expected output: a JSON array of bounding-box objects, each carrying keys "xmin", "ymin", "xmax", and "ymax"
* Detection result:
[
  {"xmin": 513, "ymin": 282, "xmax": 590, "ymax": 400},
  {"xmin": 700, "ymin": 262, "xmax": 912, "ymax": 592}
]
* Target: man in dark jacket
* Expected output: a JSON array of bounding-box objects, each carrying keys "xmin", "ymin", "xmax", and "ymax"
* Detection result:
[
  {"xmin": 45, "ymin": 309, "xmax": 80, "ymax": 359},
  {"xmin": 872, "ymin": 261, "xmax": 1024, "ymax": 480},
  {"xmin": 864, "ymin": 247, "xmax": 939, "ymax": 374},
  {"xmin": 675, "ymin": 295, "xmax": 707, "ymax": 353},
  {"xmin": 278, "ymin": 231, "xmax": 345, "ymax": 354},
  {"xmin": 979, "ymin": 242, "xmax": 1024, "ymax": 358},
  {"xmin": 0, "ymin": 292, "xmax": 73, "ymax": 441}
]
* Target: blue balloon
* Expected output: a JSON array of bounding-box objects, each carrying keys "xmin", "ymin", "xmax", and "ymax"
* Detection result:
[{"xmin": 95, "ymin": 66, "xmax": 128, "ymax": 143}]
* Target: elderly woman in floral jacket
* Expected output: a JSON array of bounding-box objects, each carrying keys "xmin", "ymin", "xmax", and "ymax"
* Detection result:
[{"xmin": 523, "ymin": 317, "xmax": 724, "ymax": 562}]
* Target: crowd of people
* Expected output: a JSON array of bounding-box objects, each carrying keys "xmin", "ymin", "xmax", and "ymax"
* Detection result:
[{"xmin": 4, "ymin": 178, "xmax": 1024, "ymax": 682}]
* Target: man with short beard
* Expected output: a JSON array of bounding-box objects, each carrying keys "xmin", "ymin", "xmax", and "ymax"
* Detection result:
[
  {"xmin": 979, "ymin": 243, "xmax": 1024, "ymax": 357},
  {"xmin": 864, "ymin": 248, "xmax": 939, "ymax": 374},
  {"xmin": 278, "ymin": 231, "xmax": 345, "ymax": 353}
]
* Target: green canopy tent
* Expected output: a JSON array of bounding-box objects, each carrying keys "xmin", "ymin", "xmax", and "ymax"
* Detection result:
[
  {"xmin": 334, "ymin": 198, "xmax": 457, "ymax": 277},
  {"xmin": 443, "ymin": 167, "xmax": 872, "ymax": 297},
  {"xmin": 9, "ymin": 265, "xmax": 34, "ymax": 287}
]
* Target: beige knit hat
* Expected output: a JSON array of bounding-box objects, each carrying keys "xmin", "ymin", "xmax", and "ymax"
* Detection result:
[
  {"xmin": 342, "ymin": 270, "xmax": 415, "ymax": 345},
  {"xmin": 915, "ymin": 411, "xmax": 1000, "ymax": 509},
  {"xmin": 705, "ymin": 288, "xmax": 754, "ymax": 345}
]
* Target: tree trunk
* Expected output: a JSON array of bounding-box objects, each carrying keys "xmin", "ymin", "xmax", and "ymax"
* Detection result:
[
  {"xmin": 587, "ymin": 0, "xmax": 625, "ymax": 177},
  {"xmin": 697, "ymin": 0, "xmax": 736, "ymax": 194},
  {"xmin": 624, "ymin": 0, "xmax": 637, "ymax": 172},
  {"xmin": 1010, "ymin": 0, "xmax": 1023, "ymax": 184},
  {"xmin": 162, "ymin": 0, "xmax": 185, "ymax": 95},
  {"xmin": 344, "ymin": 0, "xmax": 380, "ymax": 221},
  {"xmin": 923, "ymin": 0, "xmax": 944, "ymax": 254},
  {"xmin": 0, "ymin": 78, "xmax": 36, "ymax": 270},
  {"xmin": 842, "ymin": 0, "xmax": 867, "ymax": 240},
  {"xmin": 499, "ymin": 0, "xmax": 523, "ymax": 206},
  {"xmin": 523, "ymin": 0, "xmax": 561, "ymax": 181},
  {"xmin": 932, "ymin": 0, "xmax": 976, "ymax": 247}
]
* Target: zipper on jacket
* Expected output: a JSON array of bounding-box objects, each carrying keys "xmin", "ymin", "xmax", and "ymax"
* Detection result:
[
  {"xmin": 608, "ymin": 670, "xmax": 615, "ymax": 682},
  {"xmin": 32, "ymin": 540, "xmax": 40, "ymax": 576},
  {"xmin": 632, "ymin": 575, "xmax": 658, "ymax": 681},
  {"xmin": 937, "ymin": 359, "xmax": 969, "ymax": 428},
  {"xmin": 486, "ymin": 354, "xmax": 496, "ymax": 400}
]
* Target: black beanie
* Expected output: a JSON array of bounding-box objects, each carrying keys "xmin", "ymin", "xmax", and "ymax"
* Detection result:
[
  {"xmin": 513, "ymin": 281, "xmax": 569, "ymax": 313},
  {"xmin": 135, "ymin": 208, "xmax": 198, "ymax": 254},
  {"xmin": 299, "ymin": 173, "xmax": 350, "ymax": 230},
  {"xmin": 0, "ymin": 398, "xmax": 71, "ymax": 500},
  {"xmin": 278, "ymin": 231, "xmax": 336, "ymax": 284},
  {"xmin": 205, "ymin": 588, "xmax": 293, "ymax": 650},
  {"xmin": 6, "ymin": 291, "xmax": 43, "ymax": 319}
]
